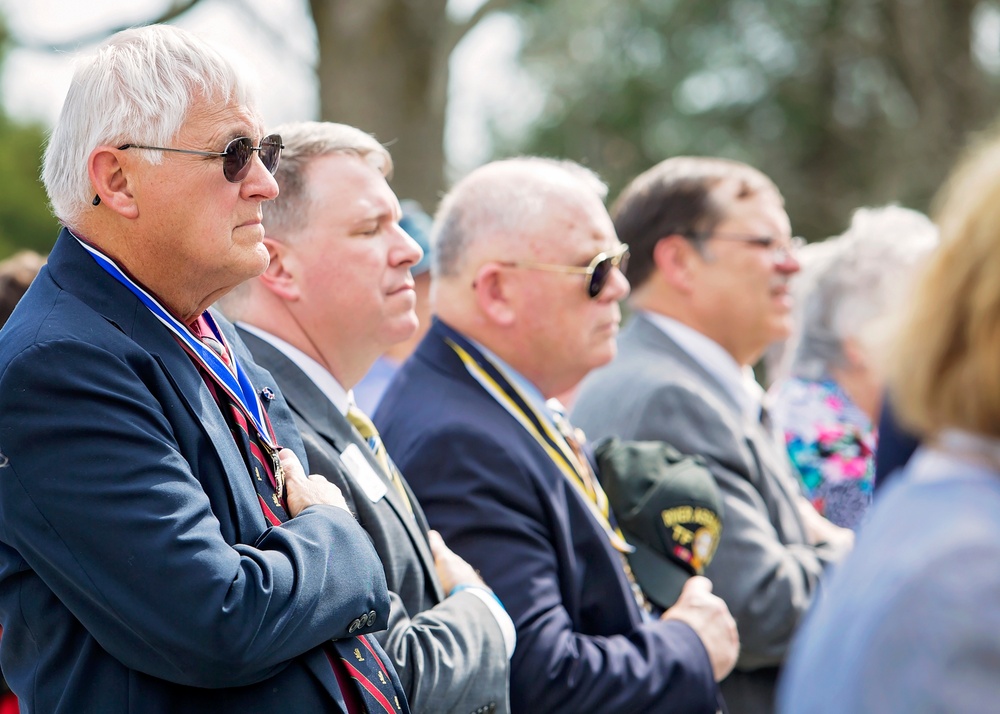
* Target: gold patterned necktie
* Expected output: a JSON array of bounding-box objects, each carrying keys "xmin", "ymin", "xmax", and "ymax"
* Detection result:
[
  {"xmin": 346, "ymin": 405, "xmax": 414, "ymax": 515},
  {"xmin": 549, "ymin": 407, "xmax": 651, "ymax": 614},
  {"xmin": 550, "ymin": 411, "xmax": 601, "ymax": 503}
]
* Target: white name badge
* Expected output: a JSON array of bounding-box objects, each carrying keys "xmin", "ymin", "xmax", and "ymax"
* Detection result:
[{"xmin": 341, "ymin": 443, "xmax": 388, "ymax": 503}]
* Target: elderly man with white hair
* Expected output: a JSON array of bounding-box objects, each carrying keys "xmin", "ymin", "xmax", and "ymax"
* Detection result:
[
  {"xmin": 0, "ymin": 25, "xmax": 406, "ymax": 714},
  {"xmin": 767, "ymin": 205, "xmax": 939, "ymax": 529},
  {"xmin": 376, "ymin": 156, "xmax": 739, "ymax": 714}
]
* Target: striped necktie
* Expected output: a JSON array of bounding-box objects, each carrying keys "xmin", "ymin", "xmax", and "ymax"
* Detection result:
[
  {"xmin": 549, "ymin": 409, "xmax": 601, "ymax": 504},
  {"xmin": 346, "ymin": 405, "xmax": 414, "ymax": 515},
  {"xmin": 192, "ymin": 318, "xmax": 287, "ymax": 524},
  {"xmin": 189, "ymin": 321, "xmax": 407, "ymax": 713}
]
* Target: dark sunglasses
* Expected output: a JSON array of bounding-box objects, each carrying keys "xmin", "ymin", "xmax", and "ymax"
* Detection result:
[
  {"xmin": 120, "ymin": 133, "xmax": 283, "ymax": 182},
  {"xmin": 501, "ymin": 243, "xmax": 630, "ymax": 298},
  {"xmin": 93, "ymin": 134, "xmax": 283, "ymax": 206}
]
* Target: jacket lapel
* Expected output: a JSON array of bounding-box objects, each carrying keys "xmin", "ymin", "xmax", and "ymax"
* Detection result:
[
  {"xmin": 237, "ymin": 328, "xmax": 441, "ymax": 595},
  {"xmin": 628, "ymin": 313, "xmax": 809, "ymax": 539},
  {"xmin": 46, "ymin": 232, "xmax": 266, "ymax": 543},
  {"xmin": 628, "ymin": 313, "xmax": 746, "ymax": 415}
]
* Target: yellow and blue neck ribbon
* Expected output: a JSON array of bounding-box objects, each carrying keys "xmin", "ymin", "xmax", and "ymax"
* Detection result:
[{"xmin": 441, "ymin": 323, "xmax": 633, "ymax": 555}]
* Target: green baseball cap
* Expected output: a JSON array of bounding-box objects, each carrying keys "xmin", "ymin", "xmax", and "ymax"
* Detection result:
[{"xmin": 595, "ymin": 437, "xmax": 725, "ymax": 610}]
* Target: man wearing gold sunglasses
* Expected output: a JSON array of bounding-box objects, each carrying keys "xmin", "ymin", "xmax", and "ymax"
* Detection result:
[{"xmin": 377, "ymin": 157, "xmax": 739, "ymax": 713}]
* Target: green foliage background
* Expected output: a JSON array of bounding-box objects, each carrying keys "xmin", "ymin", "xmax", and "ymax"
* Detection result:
[
  {"xmin": 0, "ymin": 118, "xmax": 57, "ymax": 258},
  {"xmin": 0, "ymin": 14, "xmax": 57, "ymax": 260},
  {"xmin": 0, "ymin": 0, "xmax": 999, "ymax": 256},
  {"xmin": 503, "ymin": 0, "xmax": 1000, "ymax": 241}
]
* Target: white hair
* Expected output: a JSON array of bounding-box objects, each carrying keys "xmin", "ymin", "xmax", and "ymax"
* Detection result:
[
  {"xmin": 42, "ymin": 24, "xmax": 258, "ymax": 227},
  {"xmin": 787, "ymin": 205, "xmax": 939, "ymax": 379},
  {"xmin": 432, "ymin": 157, "xmax": 608, "ymax": 278}
]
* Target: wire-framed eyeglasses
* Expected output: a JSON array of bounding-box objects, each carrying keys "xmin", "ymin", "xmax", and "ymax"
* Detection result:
[
  {"xmin": 688, "ymin": 232, "xmax": 805, "ymax": 263},
  {"xmin": 119, "ymin": 134, "xmax": 284, "ymax": 183},
  {"xmin": 92, "ymin": 134, "xmax": 284, "ymax": 207}
]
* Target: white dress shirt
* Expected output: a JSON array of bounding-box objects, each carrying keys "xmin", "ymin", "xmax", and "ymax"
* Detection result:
[{"xmin": 235, "ymin": 322, "xmax": 517, "ymax": 657}]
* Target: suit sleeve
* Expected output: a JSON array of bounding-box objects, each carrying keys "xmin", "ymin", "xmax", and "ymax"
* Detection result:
[
  {"xmin": 299, "ymin": 430, "xmax": 512, "ymax": 714},
  {"xmin": 393, "ymin": 422, "xmax": 718, "ymax": 714},
  {"xmin": 635, "ymin": 382, "xmax": 840, "ymax": 668},
  {"xmin": 382, "ymin": 590, "xmax": 511, "ymax": 714},
  {"xmin": 0, "ymin": 339, "xmax": 390, "ymax": 688}
]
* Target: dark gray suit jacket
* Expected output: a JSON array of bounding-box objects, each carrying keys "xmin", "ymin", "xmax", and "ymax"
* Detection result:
[
  {"xmin": 572, "ymin": 313, "xmax": 849, "ymax": 714},
  {"xmin": 240, "ymin": 328, "xmax": 511, "ymax": 714}
]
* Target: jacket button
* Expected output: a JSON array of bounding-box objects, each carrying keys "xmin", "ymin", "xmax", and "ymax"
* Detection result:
[{"xmin": 366, "ymin": 610, "xmax": 377, "ymax": 626}]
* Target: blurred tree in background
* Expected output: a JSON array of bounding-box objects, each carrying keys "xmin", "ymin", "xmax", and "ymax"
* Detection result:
[
  {"xmin": 504, "ymin": 0, "xmax": 1000, "ymax": 239},
  {"xmin": 0, "ymin": 15, "xmax": 57, "ymax": 258},
  {"xmin": 8, "ymin": 0, "xmax": 511, "ymax": 229},
  {"xmin": 310, "ymin": 0, "xmax": 513, "ymax": 211},
  {"xmin": 3, "ymin": 0, "xmax": 1000, "ymax": 254},
  {"xmin": 0, "ymin": 117, "xmax": 55, "ymax": 257}
]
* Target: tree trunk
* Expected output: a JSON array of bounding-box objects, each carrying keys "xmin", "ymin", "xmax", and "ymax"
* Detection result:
[{"xmin": 309, "ymin": 0, "xmax": 452, "ymax": 211}]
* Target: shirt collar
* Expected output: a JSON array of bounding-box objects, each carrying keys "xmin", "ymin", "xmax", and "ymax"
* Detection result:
[
  {"xmin": 466, "ymin": 335, "xmax": 560, "ymax": 424},
  {"xmin": 641, "ymin": 311, "xmax": 763, "ymax": 421},
  {"xmin": 236, "ymin": 322, "xmax": 352, "ymax": 415}
]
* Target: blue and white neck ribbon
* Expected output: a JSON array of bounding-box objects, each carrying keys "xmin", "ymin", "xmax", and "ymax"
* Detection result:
[{"xmin": 75, "ymin": 235, "xmax": 277, "ymax": 451}]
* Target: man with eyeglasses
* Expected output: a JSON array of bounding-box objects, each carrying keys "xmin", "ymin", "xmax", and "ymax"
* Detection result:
[
  {"xmin": 376, "ymin": 157, "xmax": 739, "ymax": 713},
  {"xmin": 219, "ymin": 121, "xmax": 515, "ymax": 714},
  {"xmin": 571, "ymin": 156, "xmax": 854, "ymax": 713},
  {"xmin": 0, "ymin": 25, "xmax": 408, "ymax": 714}
]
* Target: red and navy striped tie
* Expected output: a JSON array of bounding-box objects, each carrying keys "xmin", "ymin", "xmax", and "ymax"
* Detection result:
[{"xmin": 189, "ymin": 318, "xmax": 408, "ymax": 714}]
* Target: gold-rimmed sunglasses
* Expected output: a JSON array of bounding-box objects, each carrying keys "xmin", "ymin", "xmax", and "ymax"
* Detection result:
[{"xmin": 500, "ymin": 243, "xmax": 629, "ymax": 298}]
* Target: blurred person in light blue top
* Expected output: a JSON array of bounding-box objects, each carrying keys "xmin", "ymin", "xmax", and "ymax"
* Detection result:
[
  {"xmin": 778, "ymin": 131, "xmax": 1000, "ymax": 714},
  {"xmin": 767, "ymin": 206, "xmax": 937, "ymax": 529},
  {"xmin": 355, "ymin": 199, "xmax": 433, "ymax": 413}
]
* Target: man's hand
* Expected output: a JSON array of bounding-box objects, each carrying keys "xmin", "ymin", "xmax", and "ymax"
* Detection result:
[
  {"xmin": 797, "ymin": 496, "xmax": 855, "ymax": 551},
  {"xmin": 661, "ymin": 576, "xmax": 740, "ymax": 682},
  {"xmin": 280, "ymin": 448, "xmax": 351, "ymax": 517},
  {"xmin": 428, "ymin": 530, "xmax": 487, "ymax": 594}
]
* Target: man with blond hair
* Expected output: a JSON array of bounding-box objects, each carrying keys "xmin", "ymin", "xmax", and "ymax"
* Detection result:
[{"xmin": 221, "ymin": 120, "xmax": 514, "ymax": 714}]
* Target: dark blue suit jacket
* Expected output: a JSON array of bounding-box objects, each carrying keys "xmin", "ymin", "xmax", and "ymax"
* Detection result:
[
  {"xmin": 0, "ymin": 231, "xmax": 392, "ymax": 713},
  {"xmin": 376, "ymin": 319, "xmax": 719, "ymax": 714},
  {"xmin": 873, "ymin": 397, "xmax": 920, "ymax": 492}
]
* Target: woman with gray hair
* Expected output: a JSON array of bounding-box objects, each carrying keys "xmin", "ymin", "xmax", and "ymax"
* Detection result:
[{"xmin": 767, "ymin": 205, "xmax": 938, "ymax": 529}]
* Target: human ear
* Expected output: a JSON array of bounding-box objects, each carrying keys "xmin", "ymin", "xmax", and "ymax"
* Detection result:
[
  {"xmin": 471, "ymin": 263, "xmax": 516, "ymax": 326},
  {"xmin": 652, "ymin": 234, "xmax": 699, "ymax": 294},
  {"xmin": 88, "ymin": 146, "xmax": 138, "ymax": 219},
  {"xmin": 258, "ymin": 238, "xmax": 302, "ymax": 301}
]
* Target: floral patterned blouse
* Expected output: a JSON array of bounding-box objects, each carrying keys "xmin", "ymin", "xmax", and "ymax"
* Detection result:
[{"xmin": 767, "ymin": 377, "xmax": 878, "ymax": 530}]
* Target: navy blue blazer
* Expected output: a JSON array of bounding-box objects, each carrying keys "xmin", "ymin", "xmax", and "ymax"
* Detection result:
[
  {"xmin": 376, "ymin": 319, "xmax": 719, "ymax": 714},
  {"xmin": 0, "ymin": 230, "xmax": 392, "ymax": 713},
  {"xmin": 873, "ymin": 396, "xmax": 920, "ymax": 492}
]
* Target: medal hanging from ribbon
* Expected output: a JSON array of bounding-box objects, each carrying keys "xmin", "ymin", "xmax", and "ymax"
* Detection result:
[
  {"xmin": 77, "ymin": 235, "xmax": 409, "ymax": 711},
  {"xmin": 75, "ymin": 235, "xmax": 284, "ymax": 498}
]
